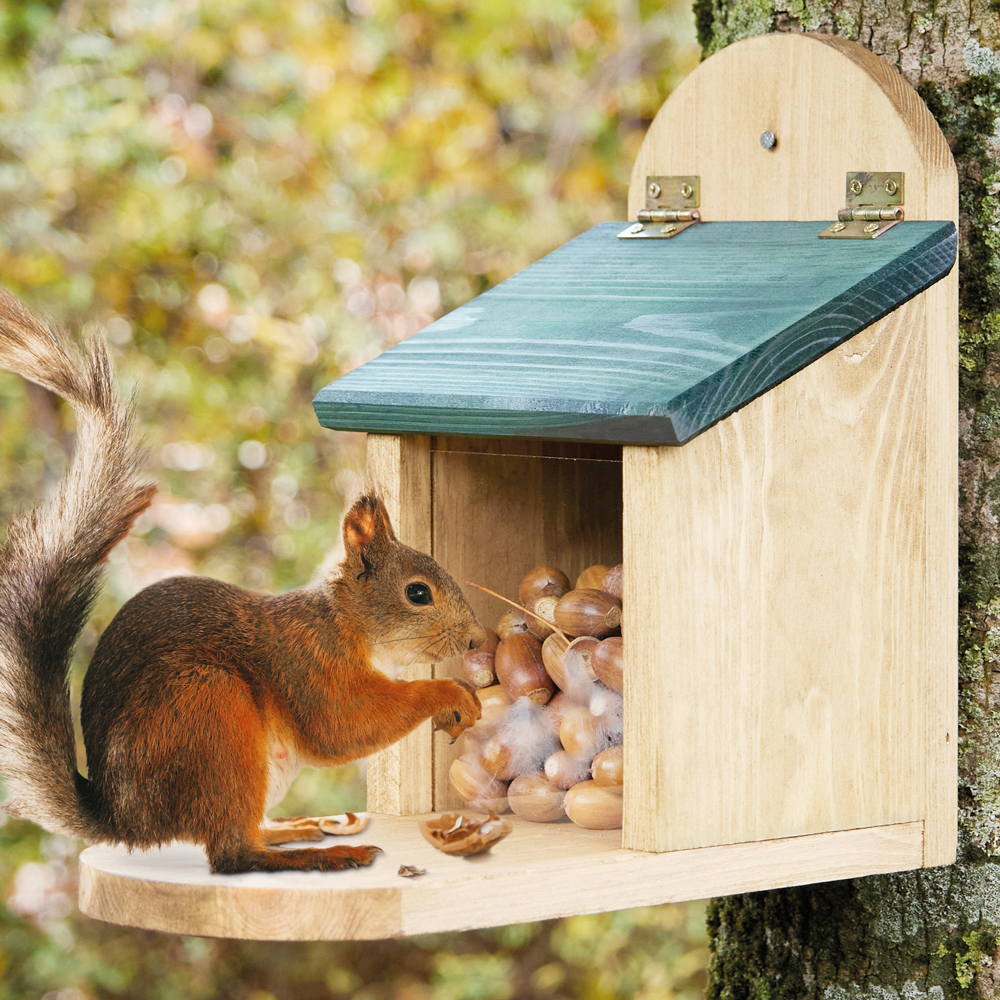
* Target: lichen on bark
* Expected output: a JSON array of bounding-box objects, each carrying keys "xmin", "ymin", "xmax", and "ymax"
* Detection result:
[{"xmin": 702, "ymin": 4, "xmax": 1000, "ymax": 998}]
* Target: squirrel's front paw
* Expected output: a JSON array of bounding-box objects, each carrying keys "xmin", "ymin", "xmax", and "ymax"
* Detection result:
[{"xmin": 431, "ymin": 678, "xmax": 482, "ymax": 742}]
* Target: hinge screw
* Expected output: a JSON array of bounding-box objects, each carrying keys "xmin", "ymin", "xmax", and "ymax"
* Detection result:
[
  {"xmin": 661, "ymin": 223, "xmax": 677, "ymax": 235},
  {"xmin": 679, "ymin": 182, "xmax": 693, "ymax": 199},
  {"xmin": 850, "ymin": 179, "xmax": 863, "ymax": 195},
  {"xmin": 759, "ymin": 130, "xmax": 776, "ymax": 149},
  {"xmin": 648, "ymin": 182, "xmax": 661, "ymax": 199},
  {"xmin": 884, "ymin": 178, "xmax": 898, "ymax": 195},
  {"xmin": 864, "ymin": 222, "xmax": 880, "ymax": 233},
  {"xmin": 830, "ymin": 222, "xmax": 846, "ymax": 233},
  {"xmin": 627, "ymin": 223, "xmax": 644, "ymax": 234}
]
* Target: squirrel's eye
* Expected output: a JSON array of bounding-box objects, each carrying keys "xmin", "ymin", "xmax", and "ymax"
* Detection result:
[{"xmin": 406, "ymin": 582, "xmax": 433, "ymax": 606}]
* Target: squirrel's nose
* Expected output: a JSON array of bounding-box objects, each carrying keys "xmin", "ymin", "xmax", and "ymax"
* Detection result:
[{"xmin": 468, "ymin": 623, "xmax": 488, "ymax": 650}]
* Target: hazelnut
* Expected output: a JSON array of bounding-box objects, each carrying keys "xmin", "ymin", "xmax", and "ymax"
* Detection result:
[
  {"xmin": 449, "ymin": 757, "xmax": 510, "ymax": 813},
  {"xmin": 553, "ymin": 589, "xmax": 622, "ymax": 638},
  {"xmin": 461, "ymin": 627, "xmax": 500, "ymax": 688},
  {"xmin": 508, "ymin": 772, "xmax": 567, "ymax": 823},
  {"xmin": 591, "ymin": 745, "xmax": 624, "ymax": 787},
  {"xmin": 518, "ymin": 566, "xmax": 571, "ymax": 605},
  {"xmin": 575, "ymin": 564, "xmax": 611, "ymax": 591},
  {"xmin": 592, "ymin": 636, "xmax": 623, "ymax": 692},
  {"xmin": 544, "ymin": 749, "xmax": 593, "ymax": 789},
  {"xmin": 495, "ymin": 633, "xmax": 555, "ymax": 705},
  {"xmin": 565, "ymin": 780, "xmax": 623, "ymax": 829}
]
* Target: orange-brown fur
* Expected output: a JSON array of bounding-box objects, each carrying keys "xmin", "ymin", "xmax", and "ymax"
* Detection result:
[{"xmin": 0, "ymin": 285, "xmax": 486, "ymax": 874}]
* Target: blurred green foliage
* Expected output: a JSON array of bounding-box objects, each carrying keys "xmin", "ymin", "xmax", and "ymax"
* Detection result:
[{"xmin": 0, "ymin": 0, "xmax": 706, "ymax": 996}]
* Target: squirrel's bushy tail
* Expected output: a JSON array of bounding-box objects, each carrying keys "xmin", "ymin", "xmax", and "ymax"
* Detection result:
[{"xmin": 0, "ymin": 287, "xmax": 155, "ymax": 840}]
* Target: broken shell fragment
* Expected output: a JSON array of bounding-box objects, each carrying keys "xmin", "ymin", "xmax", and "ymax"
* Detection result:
[
  {"xmin": 508, "ymin": 772, "xmax": 567, "ymax": 823},
  {"xmin": 418, "ymin": 810, "xmax": 514, "ymax": 856},
  {"xmin": 316, "ymin": 812, "xmax": 372, "ymax": 835},
  {"xmin": 553, "ymin": 589, "xmax": 622, "ymax": 638},
  {"xmin": 565, "ymin": 780, "xmax": 624, "ymax": 829},
  {"xmin": 398, "ymin": 865, "xmax": 427, "ymax": 878}
]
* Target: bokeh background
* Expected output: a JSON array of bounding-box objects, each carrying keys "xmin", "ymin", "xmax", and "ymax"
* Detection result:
[{"xmin": 0, "ymin": 0, "xmax": 707, "ymax": 995}]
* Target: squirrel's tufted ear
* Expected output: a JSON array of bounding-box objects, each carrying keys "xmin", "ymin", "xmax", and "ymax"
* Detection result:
[{"xmin": 342, "ymin": 493, "xmax": 396, "ymax": 568}]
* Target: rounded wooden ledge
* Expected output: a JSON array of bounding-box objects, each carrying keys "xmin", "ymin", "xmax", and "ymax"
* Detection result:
[{"xmin": 78, "ymin": 814, "xmax": 925, "ymax": 940}]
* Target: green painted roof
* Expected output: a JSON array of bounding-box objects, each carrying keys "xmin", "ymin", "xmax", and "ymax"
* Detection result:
[{"xmin": 314, "ymin": 220, "xmax": 957, "ymax": 445}]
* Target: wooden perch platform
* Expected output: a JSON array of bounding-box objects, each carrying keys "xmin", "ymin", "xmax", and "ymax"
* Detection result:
[{"xmin": 78, "ymin": 815, "xmax": 924, "ymax": 941}]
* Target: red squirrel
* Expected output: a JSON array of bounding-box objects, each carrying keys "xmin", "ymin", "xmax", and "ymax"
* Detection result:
[{"xmin": 0, "ymin": 287, "xmax": 486, "ymax": 874}]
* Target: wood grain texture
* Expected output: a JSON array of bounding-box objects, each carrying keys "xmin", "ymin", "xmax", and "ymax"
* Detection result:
[
  {"xmin": 621, "ymin": 31, "xmax": 957, "ymax": 859},
  {"xmin": 429, "ymin": 437, "xmax": 623, "ymax": 808},
  {"xmin": 313, "ymin": 222, "xmax": 955, "ymax": 445},
  {"xmin": 78, "ymin": 817, "xmax": 923, "ymax": 940},
  {"xmin": 365, "ymin": 434, "xmax": 435, "ymax": 815}
]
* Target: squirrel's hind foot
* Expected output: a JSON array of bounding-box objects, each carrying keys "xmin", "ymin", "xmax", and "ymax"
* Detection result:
[{"xmin": 210, "ymin": 844, "xmax": 383, "ymax": 874}]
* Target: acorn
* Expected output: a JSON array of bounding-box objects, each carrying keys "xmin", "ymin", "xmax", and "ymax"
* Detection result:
[
  {"xmin": 519, "ymin": 566, "xmax": 571, "ymax": 606},
  {"xmin": 592, "ymin": 636, "xmax": 623, "ymax": 692},
  {"xmin": 479, "ymin": 735, "xmax": 520, "ymax": 781},
  {"xmin": 508, "ymin": 772, "xmax": 567, "ymax": 823},
  {"xmin": 589, "ymin": 683, "xmax": 624, "ymax": 747},
  {"xmin": 461, "ymin": 627, "xmax": 500, "ymax": 688},
  {"xmin": 565, "ymin": 635, "xmax": 600, "ymax": 683},
  {"xmin": 449, "ymin": 757, "xmax": 510, "ymax": 813},
  {"xmin": 591, "ymin": 745, "xmax": 624, "ymax": 787},
  {"xmin": 553, "ymin": 589, "xmax": 622, "ymax": 638},
  {"xmin": 541, "ymin": 632, "xmax": 571, "ymax": 688},
  {"xmin": 565, "ymin": 780, "xmax": 623, "ymax": 829},
  {"xmin": 475, "ymin": 684, "xmax": 512, "ymax": 727},
  {"xmin": 544, "ymin": 749, "xmax": 594, "ymax": 789},
  {"xmin": 602, "ymin": 564, "xmax": 624, "ymax": 601},
  {"xmin": 495, "ymin": 633, "xmax": 555, "ymax": 704},
  {"xmin": 544, "ymin": 690, "xmax": 571, "ymax": 730},
  {"xmin": 496, "ymin": 609, "xmax": 532, "ymax": 640},
  {"xmin": 559, "ymin": 705, "xmax": 601, "ymax": 759},
  {"xmin": 525, "ymin": 585, "xmax": 565, "ymax": 641},
  {"xmin": 575, "ymin": 564, "xmax": 611, "ymax": 591}
]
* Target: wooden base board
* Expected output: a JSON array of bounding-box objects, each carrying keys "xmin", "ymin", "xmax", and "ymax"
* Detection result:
[{"xmin": 78, "ymin": 816, "xmax": 924, "ymax": 941}]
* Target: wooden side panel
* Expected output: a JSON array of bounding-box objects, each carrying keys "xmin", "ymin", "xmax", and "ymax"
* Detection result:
[
  {"xmin": 365, "ymin": 434, "xmax": 435, "ymax": 815},
  {"xmin": 430, "ymin": 438, "xmax": 623, "ymax": 809},
  {"xmin": 624, "ymin": 293, "xmax": 939, "ymax": 852},
  {"xmin": 624, "ymin": 30, "xmax": 958, "ymax": 864}
]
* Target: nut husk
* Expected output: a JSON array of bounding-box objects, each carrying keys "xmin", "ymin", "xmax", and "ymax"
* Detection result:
[
  {"xmin": 553, "ymin": 589, "xmax": 622, "ymax": 638},
  {"xmin": 462, "ymin": 627, "xmax": 500, "ymax": 688},
  {"xmin": 544, "ymin": 749, "xmax": 594, "ymax": 789},
  {"xmin": 508, "ymin": 772, "xmax": 567, "ymax": 823},
  {"xmin": 495, "ymin": 633, "xmax": 555, "ymax": 704},
  {"xmin": 449, "ymin": 756, "xmax": 510, "ymax": 813},
  {"xmin": 565, "ymin": 780, "xmax": 623, "ymax": 830},
  {"xmin": 519, "ymin": 566, "xmax": 571, "ymax": 606},
  {"xmin": 576, "ymin": 564, "xmax": 611, "ymax": 591},
  {"xmin": 591, "ymin": 745, "xmax": 624, "ymax": 787},
  {"xmin": 602, "ymin": 564, "xmax": 624, "ymax": 601},
  {"xmin": 592, "ymin": 636, "xmax": 623, "ymax": 692}
]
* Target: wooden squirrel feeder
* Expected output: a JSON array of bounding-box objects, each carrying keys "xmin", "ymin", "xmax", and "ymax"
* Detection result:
[{"xmin": 79, "ymin": 32, "xmax": 958, "ymax": 940}]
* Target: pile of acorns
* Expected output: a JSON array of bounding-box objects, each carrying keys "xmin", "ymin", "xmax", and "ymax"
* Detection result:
[{"xmin": 451, "ymin": 563, "xmax": 625, "ymax": 829}]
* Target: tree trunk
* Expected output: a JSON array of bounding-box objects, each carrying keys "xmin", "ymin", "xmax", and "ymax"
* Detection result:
[{"xmin": 695, "ymin": 3, "xmax": 1000, "ymax": 999}]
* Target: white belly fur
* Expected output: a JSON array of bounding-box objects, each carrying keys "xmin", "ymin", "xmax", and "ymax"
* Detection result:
[{"xmin": 265, "ymin": 733, "xmax": 305, "ymax": 810}]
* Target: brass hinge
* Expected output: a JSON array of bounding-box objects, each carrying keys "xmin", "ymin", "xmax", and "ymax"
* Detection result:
[
  {"xmin": 618, "ymin": 176, "xmax": 701, "ymax": 239},
  {"xmin": 819, "ymin": 172, "xmax": 904, "ymax": 239}
]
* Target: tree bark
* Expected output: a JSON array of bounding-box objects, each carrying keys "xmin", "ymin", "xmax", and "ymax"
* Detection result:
[{"xmin": 695, "ymin": 3, "xmax": 1000, "ymax": 998}]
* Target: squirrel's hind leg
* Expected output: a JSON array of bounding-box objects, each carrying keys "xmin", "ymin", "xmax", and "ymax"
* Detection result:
[
  {"xmin": 208, "ymin": 837, "xmax": 383, "ymax": 874},
  {"xmin": 260, "ymin": 816, "xmax": 325, "ymax": 845}
]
